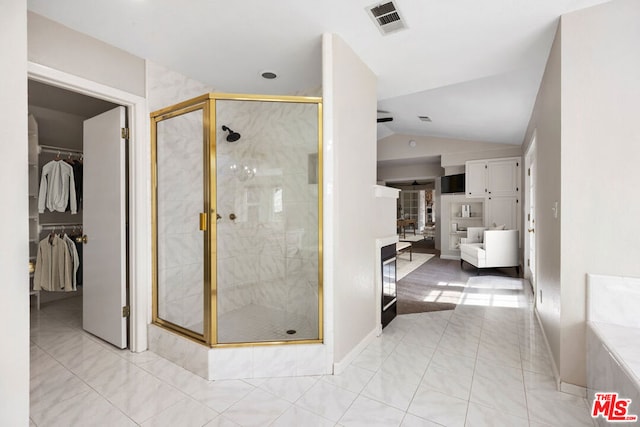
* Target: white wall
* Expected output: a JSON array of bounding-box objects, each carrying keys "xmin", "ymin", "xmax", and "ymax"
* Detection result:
[
  {"xmin": 28, "ymin": 12, "xmax": 145, "ymax": 97},
  {"xmin": 378, "ymin": 133, "xmax": 520, "ymax": 164},
  {"xmin": 441, "ymin": 146, "xmax": 522, "ymax": 169},
  {"xmin": 522, "ymin": 0, "xmax": 640, "ymax": 388},
  {"xmin": 521, "ymin": 24, "xmax": 563, "ymax": 376},
  {"xmin": 559, "ymin": 0, "xmax": 640, "ymax": 387},
  {"xmin": 0, "ymin": 0, "xmax": 29, "ymax": 425},
  {"xmin": 323, "ymin": 34, "xmax": 378, "ymax": 364},
  {"xmin": 377, "ymin": 162, "xmax": 444, "ymax": 183},
  {"xmin": 373, "ymin": 188, "xmax": 399, "ymax": 239}
]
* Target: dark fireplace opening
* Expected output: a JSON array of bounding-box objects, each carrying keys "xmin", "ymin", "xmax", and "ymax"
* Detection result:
[{"xmin": 381, "ymin": 243, "xmax": 397, "ymax": 329}]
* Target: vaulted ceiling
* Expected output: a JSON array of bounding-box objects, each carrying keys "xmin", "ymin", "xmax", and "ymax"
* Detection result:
[{"xmin": 28, "ymin": 0, "xmax": 609, "ymax": 145}]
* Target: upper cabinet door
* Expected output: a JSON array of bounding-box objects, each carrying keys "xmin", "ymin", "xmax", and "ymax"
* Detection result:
[
  {"xmin": 487, "ymin": 158, "xmax": 519, "ymax": 197},
  {"xmin": 465, "ymin": 160, "xmax": 487, "ymax": 198}
]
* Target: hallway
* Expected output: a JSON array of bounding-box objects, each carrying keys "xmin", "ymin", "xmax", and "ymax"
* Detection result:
[{"xmin": 29, "ymin": 276, "xmax": 594, "ymax": 426}]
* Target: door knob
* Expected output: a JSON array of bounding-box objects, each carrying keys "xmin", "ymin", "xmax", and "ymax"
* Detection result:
[
  {"xmin": 75, "ymin": 235, "xmax": 88, "ymax": 244},
  {"xmin": 229, "ymin": 213, "xmax": 236, "ymax": 221}
]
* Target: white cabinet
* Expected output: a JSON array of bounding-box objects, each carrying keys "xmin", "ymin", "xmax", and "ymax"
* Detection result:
[
  {"xmin": 487, "ymin": 158, "xmax": 519, "ymax": 197},
  {"xmin": 462, "ymin": 156, "xmax": 522, "ymax": 249},
  {"xmin": 465, "ymin": 160, "xmax": 487, "ymax": 198},
  {"xmin": 466, "ymin": 157, "xmax": 520, "ymax": 198}
]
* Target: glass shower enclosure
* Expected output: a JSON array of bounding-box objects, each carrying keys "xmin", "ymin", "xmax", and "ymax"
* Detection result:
[{"xmin": 151, "ymin": 93, "xmax": 323, "ymax": 346}]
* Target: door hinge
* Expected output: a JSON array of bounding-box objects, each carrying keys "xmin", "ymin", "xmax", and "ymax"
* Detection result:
[
  {"xmin": 517, "ymin": 162, "xmax": 519, "ymax": 167},
  {"xmin": 527, "ymin": 259, "xmax": 530, "ymax": 267},
  {"xmin": 528, "ymin": 213, "xmax": 530, "ymax": 221},
  {"xmin": 122, "ymin": 306, "xmax": 130, "ymax": 318},
  {"xmin": 528, "ymin": 168, "xmax": 531, "ymax": 176},
  {"xmin": 121, "ymin": 127, "xmax": 130, "ymax": 140}
]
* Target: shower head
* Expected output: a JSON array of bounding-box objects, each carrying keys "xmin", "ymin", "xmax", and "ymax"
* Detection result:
[{"xmin": 221, "ymin": 125, "xmax": 241, "ymax": 142}]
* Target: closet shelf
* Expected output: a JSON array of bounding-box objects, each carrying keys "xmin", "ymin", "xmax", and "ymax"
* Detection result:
[{"xmin": 38, "ymin": 144, "xmax": 83, "ymax": 157}]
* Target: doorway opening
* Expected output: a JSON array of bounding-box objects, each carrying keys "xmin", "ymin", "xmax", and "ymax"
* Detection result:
[{"xmin": 28, "ymin": 79, "xmax": 130, "ymax": 349}]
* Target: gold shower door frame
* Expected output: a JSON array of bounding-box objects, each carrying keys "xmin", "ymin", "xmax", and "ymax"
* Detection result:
[{"xmin": 151, "ymin": 93, "xmax": 323, "ymax": 347}]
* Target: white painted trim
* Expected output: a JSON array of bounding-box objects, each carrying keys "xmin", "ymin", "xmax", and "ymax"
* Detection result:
[
  {"xmin": 321, "ymin": 32, "xmax": 336, "ymax": 373},
  {"xmin": 374, "ymin": 185, "xmax": 400, "ymax": 199},
  {"xmin": 27, "ymin": 62, "xmax": 151, "ymax": 353},
  {"xmin": 332, "ymin": 326, "xmax": 377, "ymax": 375},
  {"xmin": 534, "ymin": 306, "xmax": 561, "ymax": 390},
  {"xmin": 376, "ymin": 235, "xmax": 399, "ymax": 248},
  {"xmin": 560, "ymin": 381, "xmax": 587, "ymax": 397}
]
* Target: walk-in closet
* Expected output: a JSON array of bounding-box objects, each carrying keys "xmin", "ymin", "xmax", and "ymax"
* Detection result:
[{"xmin": 28, "ymin": 79, "xmax": 130, "ymax": 349}]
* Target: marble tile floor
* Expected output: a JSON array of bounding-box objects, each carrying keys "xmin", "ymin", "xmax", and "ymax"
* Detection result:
[{"xmin": 30, "ymin": 277, "xmax": 595, "ymax": 426}]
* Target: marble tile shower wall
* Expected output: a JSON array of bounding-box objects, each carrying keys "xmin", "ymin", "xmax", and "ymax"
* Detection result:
[
  {"xmin": 147, "ymin": 61, "xmax": 215, "ymax": 112},
  {"xmin": 156, "ymin": 111, "xmax": 205, "ymax": 333},
  {"xmin": 216, "ymin": 100, "xmax": 319, "ymax": 334},
  {"xmin": 149, "ymin": 61, "xmax": 215, "ymax": 335}
]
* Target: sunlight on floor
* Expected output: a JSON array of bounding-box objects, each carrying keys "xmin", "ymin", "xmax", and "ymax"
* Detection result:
[
  {"xmin": 421, "ymin": 281, "xmax": 466, "ymax": 304},
  {"xmin": 458, "ymin": 292, "xmax": 527, "ymax": 308},
  {"xmin": 426, "ymin": 276, "xmax": 532, "ymax": 308}
]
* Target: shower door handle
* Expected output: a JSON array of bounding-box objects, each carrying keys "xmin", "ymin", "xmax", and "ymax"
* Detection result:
[{"xmin": 199, "ymin": 213, "xmax": 207, "ymax": 231}]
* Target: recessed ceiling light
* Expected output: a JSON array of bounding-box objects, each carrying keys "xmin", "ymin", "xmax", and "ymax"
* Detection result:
[
  {"xmin": 418, "ymin": 116, "xmax": 432, "ymax": 122},
  {"xmin": 261, "ymin": 71, "xmax": 278, "ymax": 80}
]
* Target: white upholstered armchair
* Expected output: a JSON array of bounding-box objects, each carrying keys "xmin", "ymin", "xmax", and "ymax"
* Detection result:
[{"xmin": 460, "ymin": 229, "xmax": 520, "ymax": 275}]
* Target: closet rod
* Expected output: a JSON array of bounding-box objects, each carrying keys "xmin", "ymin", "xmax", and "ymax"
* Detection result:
[
  {"xmin": 39, "ymin": 223, "xmax": 82, "ymax": 232},
  {"xmin": 38, "ymin": 144, "xmax": 83, "ymax": 156}
]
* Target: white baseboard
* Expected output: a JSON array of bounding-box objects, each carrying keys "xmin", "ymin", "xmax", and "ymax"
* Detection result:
[
  {"xmin": 534, "ymin": 307, "xmax": 561, "ymax": 390},
  {"xmin": 534, "ymin": 304, "xmax": 587, "ymax": 398},
  {"xmin": 332, "ymin": 326, "xmax": 378, "ymax": 375},
  {"xmin": 561, "ymin": 381, "xmax": 587, "ymax": 397}
]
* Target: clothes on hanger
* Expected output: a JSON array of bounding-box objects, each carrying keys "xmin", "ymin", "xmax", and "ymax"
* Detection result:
[
  {"xmin": 38, "ymin": 160, "xmax": 78, "ymax": 214},
  {"xmin": 64, "ymin": 228, "xmax": 84, "ymax": 287},
  {"xmin": 33, "ymin": 232, "xmax": 79, "ymax": 292},
  {"xmin": 62, "ymin": 233, "xmax": 80, "ymax": 291},
  {"xmin": 72, "ymin": 160, "xmax": 83, "ymax": 211},
  {"xmin": 72, "ymin": 235, "xmax": 83, "ymax": 287}
]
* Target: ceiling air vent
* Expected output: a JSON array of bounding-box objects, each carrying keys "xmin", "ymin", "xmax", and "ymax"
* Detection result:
[{"xmin": 366, "ymin": 1, "xmax": 407, "ymax": 35}]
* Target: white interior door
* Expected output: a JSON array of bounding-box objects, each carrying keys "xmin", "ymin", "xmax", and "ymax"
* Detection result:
[
  {"xmin": 525, "ymin": 141, "xmax": 537, "ymax": 297},
  {"xmin": 82, "ymin": 106, "xmax": 127, "ymax": 349},
  {"xmin": 528, "ymin": 163, "xmax": 536, "ymax": 284}
]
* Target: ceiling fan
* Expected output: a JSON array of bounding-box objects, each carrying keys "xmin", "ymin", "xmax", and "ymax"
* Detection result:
[{"xmin": 377, "ymin": 109, "xmax": 393, "ymax": 123}]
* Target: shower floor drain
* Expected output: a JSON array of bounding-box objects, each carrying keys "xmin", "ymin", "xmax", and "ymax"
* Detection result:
[{"xmin": 286, "ymin": 329, "xmax": 297, "ymax": 335}]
